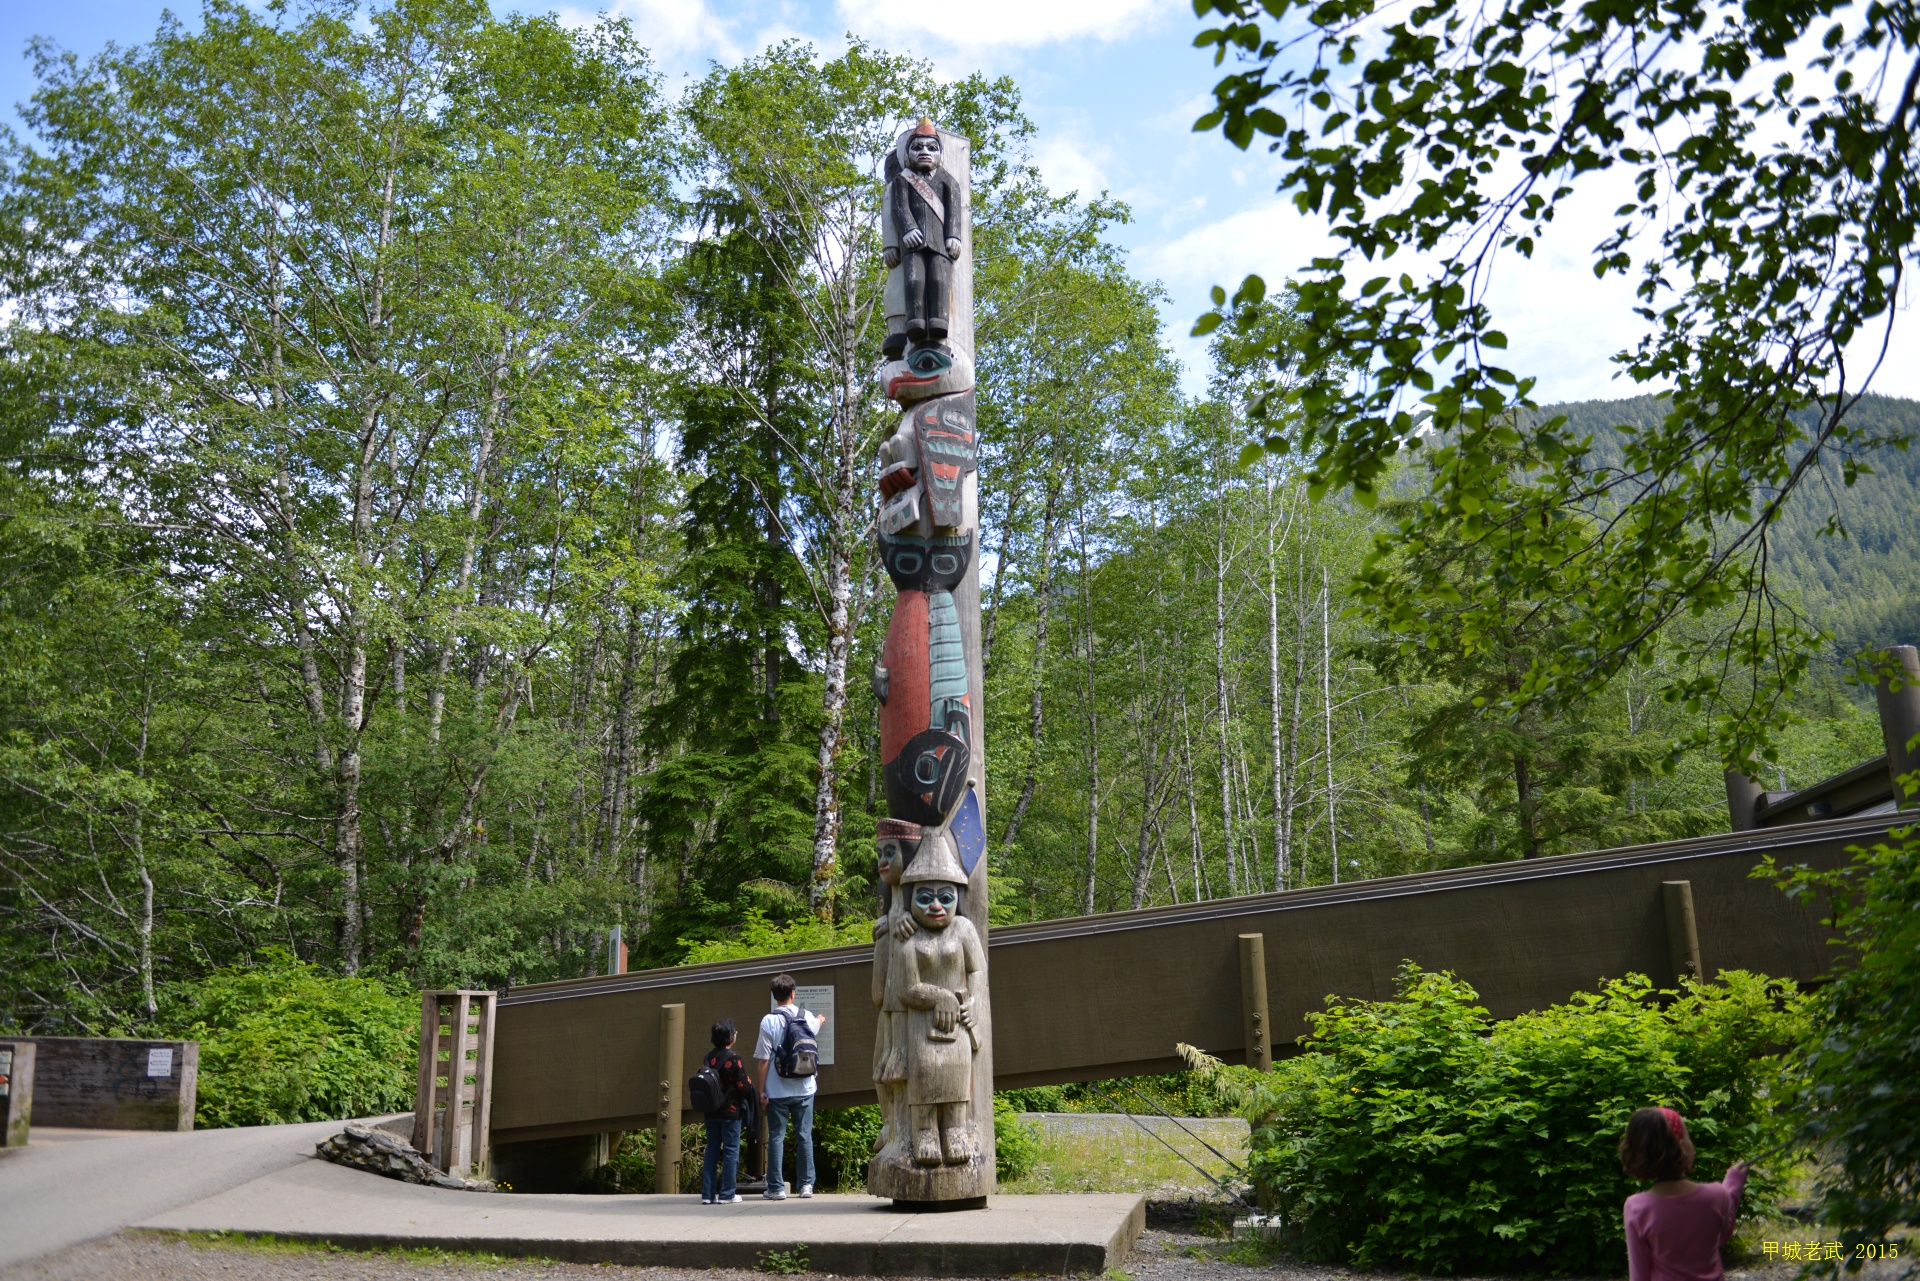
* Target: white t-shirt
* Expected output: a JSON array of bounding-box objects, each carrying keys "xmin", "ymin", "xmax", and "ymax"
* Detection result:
[{"xmin": 754, "ymin": 1005, "xmax": 822, "ymax": 1099}]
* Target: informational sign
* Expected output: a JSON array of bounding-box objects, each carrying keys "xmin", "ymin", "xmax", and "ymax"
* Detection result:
[
  {"xmin": 146, "ymin": 1047, "xmax": 173, "ymax": 1078},
  {"xmin": 0, "ymin": 1047, "xmax": 11, "ymax": 1097},
  {"xmin": 772, "ymin": 986, "xmax": 836, "ymax": 1067}
]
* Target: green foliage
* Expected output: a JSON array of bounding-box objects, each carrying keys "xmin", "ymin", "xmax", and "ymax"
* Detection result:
[
  {"xmin": 1186, "ymin": 965, "xmax": 1806, "ymax": 1274},
  {"xmin": 157, "ymin": 953, "xmax": 416, "ymax": 1128},
  {"xmin": 757, "ymin": 1247, "xmax": 810, "ymax": 1275},
  {"xmin": 586, "ymin": 1126, "xmax": 702, "ymax": 1195},
  {"xmin": 813, "ymin": 1105, "xmax": 885, "ymax": 1191},
  {"xmin": 679, "ymin": 909, "xmax": 875, "ymax": 966},
  {"xmin": 993, "ymin": 1094, "xmax": 1041, "ymax": 1183},
  {"xmin": 811, "ymin": 1098, "xmax": 1038, "ymax": 1190},
  {"xmin": 1190, "ymin": 0, "xmax": 1920, "ymax": 771},
  {"xmin": 1762, "ymin": 826, "xmax": 1920, "ymax": 1271}
]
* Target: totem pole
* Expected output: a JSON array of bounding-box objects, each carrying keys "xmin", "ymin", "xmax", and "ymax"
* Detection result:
[{"xmin": 867, "ymin": 119, "xmax": 993, "ymax": 1208}]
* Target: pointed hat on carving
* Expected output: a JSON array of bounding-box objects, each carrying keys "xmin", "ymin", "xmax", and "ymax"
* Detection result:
[
  {"xmin": 913, "ymin": 117, "xmax": 938, "ymax": 137},
  {"xmin": 899, "ymin": 825, "xmax": 968, "ymax": 885}
]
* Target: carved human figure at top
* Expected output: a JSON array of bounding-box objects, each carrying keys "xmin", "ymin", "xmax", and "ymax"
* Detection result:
[{"xmin": 883, "ymin": 119, "xmax": 963, "ymax": 351}]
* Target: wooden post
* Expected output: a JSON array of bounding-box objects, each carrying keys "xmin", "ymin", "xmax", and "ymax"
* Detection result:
[
  {"xmin": 1662, "ymin": 881, "xmax": 1703, "ymax": 985},
  {"xmin": 412, "ymin": 992, "xmax": 444, "ymax": 1155},
  {"xmin": 412, "ymin": 990, "xmax": 496, "ymax": 1178},
  {"xmin": 1869, "ymin": 644, "xmax": 1920, "ymax": 807},
  {"xmin": 655, "ymin": 1002, "xmax": 685, "ymax": 1194},
  {"xmin": 466, "ymin": 993, "xmax": 497, "ymax": 1177},
  {"xmin": 441, "ymin": 993, "xmax": 474, "ymax": 1172},
  {"xmin": 1, "ymin": 1041, "xmax": 35, "ymax": 1148},
  {"xmin": 1238, "ymin": 933, "xmax": 1272, "ymax": 1072},
  {"xmin": 1723, "ymin": 770, "xmax": 1765, "ymax": 830}
]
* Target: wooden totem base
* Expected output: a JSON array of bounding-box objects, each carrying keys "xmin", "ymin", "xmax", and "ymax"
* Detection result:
[{"xmin": 867, "ymin": 1149, "xmax": 989, "ymax": 1206}]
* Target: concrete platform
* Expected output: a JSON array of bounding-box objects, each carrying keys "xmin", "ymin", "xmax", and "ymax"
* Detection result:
[{"xmin": 136, "ymin": 1156, "xmax": 1146, "ymax": 1275}]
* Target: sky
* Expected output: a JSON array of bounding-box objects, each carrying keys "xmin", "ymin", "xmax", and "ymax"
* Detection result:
[{"xmin": 3, "ymin": 0, "xmax": 1916, "ymax": 403}]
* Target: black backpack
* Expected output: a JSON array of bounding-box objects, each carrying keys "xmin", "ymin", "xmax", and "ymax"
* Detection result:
[
  {"xmin": 688, "ymin": 1053, "xmax": 727, "ymax": 1113},
  {"xmin": 774, "ymin": 1007, "xmax": 818, "ymax": 1079}
]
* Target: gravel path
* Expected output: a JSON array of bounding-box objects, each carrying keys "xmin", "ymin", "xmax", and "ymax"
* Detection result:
[{"xmin": 3, "ymin": 1229, "xmax": 1909, "ymax": 1281}]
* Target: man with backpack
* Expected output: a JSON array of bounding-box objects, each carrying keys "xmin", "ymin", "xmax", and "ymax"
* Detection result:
[
  {"xmin": 752, "ymin": 973, "xmax": 826, "ymax": 1200},
  {"xmin": 691, "ymin": 1018, "xmax": 751, "ymax": 1204}
]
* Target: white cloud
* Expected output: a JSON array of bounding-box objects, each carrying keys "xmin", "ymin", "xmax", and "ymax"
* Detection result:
[
  {"xmin": 1032, "ymin": 127, "xmax": 1119, "ymax": 200},
  {"xmin": 835, "ymin": 0, "xmax": 1180, "ymax": 49}
]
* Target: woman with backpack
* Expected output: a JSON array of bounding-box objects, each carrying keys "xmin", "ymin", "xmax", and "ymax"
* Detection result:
[{"xmin": 694, "ymin": 1019, "xmax": 751, "ymax": 1205}]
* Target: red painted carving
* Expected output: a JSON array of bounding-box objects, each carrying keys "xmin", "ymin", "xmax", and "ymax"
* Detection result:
[{"xmin": 880, "ymin": 589, "xmax": 931, "ymax": 764}]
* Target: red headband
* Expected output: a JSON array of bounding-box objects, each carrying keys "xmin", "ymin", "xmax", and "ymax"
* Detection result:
[{"xmin": 1658, "ymin": 1107, "xmax": 1686, "ymax": 1142}]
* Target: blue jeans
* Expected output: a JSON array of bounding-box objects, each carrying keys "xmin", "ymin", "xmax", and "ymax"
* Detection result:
[
  {"xmin": 765, "ymin": 1094, "xmax": 814, "ymax": 1193},
  {"xmin": 701, "ymin": 1117, "xmax": 741, "ymax": 1201}
]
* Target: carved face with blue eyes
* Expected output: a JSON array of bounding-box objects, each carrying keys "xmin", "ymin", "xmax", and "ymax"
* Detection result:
[
  {"xmin": 910, "ymin": 883, "xmax": 959, "ymax": 930},
  {"xmin": 877, "ymin": 838, "xmax": 908, "ymax": 886}
]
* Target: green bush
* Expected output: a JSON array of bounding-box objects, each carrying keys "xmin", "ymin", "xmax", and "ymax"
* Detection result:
[
  {"xmin": 1764, "ymin": 828, "xmax": 1920, "ymax": 1268},
  {"xmin": 809, "ymin": 1098, "xmax": 1038, "ymax": 1190},
  {"xmin": 678, "ymin": 909, "xmax": 874, "ymax": 965},
  {"xmin": 588, "ymin": 1126, "xmax": 702, "ymax": 1194},
  {"xmin": 1000, "ymin": 1073, "xmax": 1242, "ymax": 1118},
  {"xmin": 1185, "ymin": 964, "xmax": 1806, "ymax": 1275},
  {"xmin": 992, "ymin": 1094, "xmax": 1041, "ymax": 1183},
  {"xmin": 814, "ymin": 1104, "xmax": 884, "ymax": 1190},
  {"xmin": 158, "ymin": 951, "xmax": 418, "ymax": 1128}
]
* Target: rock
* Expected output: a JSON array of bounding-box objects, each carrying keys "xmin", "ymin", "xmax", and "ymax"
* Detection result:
[{"xmin": 314, "ymin": 1125, "xmax": 496, "ymax": 1192}]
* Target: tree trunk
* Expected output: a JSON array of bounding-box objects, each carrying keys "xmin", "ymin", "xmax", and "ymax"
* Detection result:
[
  {"xmin": 1515, "ymin": 756, "xmax": 1540, "ymax": 858},
  {"xmin": 1181, "ymin": 693, "xmax": 1206, "ymax": 900},
  {"xmin": 1077, "ymin": 509, "xmax": 1100, "ymax": 916},
  {"xmin": 1214, "ymin": 507, "xmax": 1235, "ymax": 895},
  {"xmin": 133, "ymin": 662, "xmax": 156, "ymax": 1020},
  {"xmin": 1267, "ymin": 478, "xmax": 1288, "ymax": 891},
  {"xmin": 1321, "ymin": 567, "xmax": 1337, "ymax": 886},
  {"xmin": 999, "ymin": 477, "xmax": 1062, "ymax": 858},
  {"xmin": 808, "ymin": 520, "xmax": 855, "ymax": 917},
  {"xmin": 1129, "ymin": 639, "xmax": 1160, "ymax": 911}
]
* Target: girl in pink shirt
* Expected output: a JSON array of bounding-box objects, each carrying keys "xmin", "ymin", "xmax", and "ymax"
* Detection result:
[{"xmin": 1619, "ymin": 1107, "xmax": 1751, "ymax": 1281}]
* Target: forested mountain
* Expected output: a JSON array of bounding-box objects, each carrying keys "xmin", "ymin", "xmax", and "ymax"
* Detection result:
[
  {"xmin": 0, "ymin": 0, "xmax": 1909, "ymax": 1035},
  {"xmin": 1543, "ymin": 393, "xmax": 1920, "ymax": 666}
]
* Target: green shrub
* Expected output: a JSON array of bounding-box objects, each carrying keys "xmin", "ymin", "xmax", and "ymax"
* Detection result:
[
  {"xmin": 1001, "ymin": 1074, "xmax": 1242, "ymax": 1118},
  {"xmin": 992, "ymin": 1094, "xmax": 1041, "ymax": 1183},
  {"xmin": 997, "ymin": 1085, "xmax": 1070, "ymax": 1113},
  {"xmin": 1185, "ymin": 964, "xmax": 1806, "ymax": 1275},
  {"xmin": 814, "ymin": 1104, "xmax": 884, "ymax": 1190},
  {"xmin": 679, "ymin": 909, "xmax": 874, "ymax": 965},
  {"xmin": 158, "ymin": 950, "xmax": 418, "ymax": 1128},
  {"xmin": 588, "ymin": 1127, "xmax": 701, "ymax": 1194},
  {"xmin": 1764, "ymin": 828, "xmax": 1920, "ymax": 1268},
  {"xmin": 809, "ymin": 1098, "xmax": 1039, "ymax": 1190}
]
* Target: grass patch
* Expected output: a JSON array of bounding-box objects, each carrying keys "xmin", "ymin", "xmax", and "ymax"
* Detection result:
[
  {"xmin": 151, "ymin": 1229, "xmax": 550, "ymax": 1268},
  {"xmin": 997, "ymin": 1122, "xmax": 1245, "ymax": 1197}
]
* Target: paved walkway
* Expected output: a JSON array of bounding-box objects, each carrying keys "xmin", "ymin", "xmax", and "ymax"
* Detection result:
[
  {"xmin": 136, "ymin": 1156, "xmax": 1142, "ymax": 1275},
  {"xmin": 0, "ymin": 1117, "xmax": 359, "ymax": 1269},
  {"xmin": 0, "ymin": 1118, "xmax": 1142, "ymax": 1276}
]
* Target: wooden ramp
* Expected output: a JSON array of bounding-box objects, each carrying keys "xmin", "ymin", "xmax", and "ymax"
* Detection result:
[{"xmin": 488, "ymin": 814, "xmax": 1901, "ymax": 1146}]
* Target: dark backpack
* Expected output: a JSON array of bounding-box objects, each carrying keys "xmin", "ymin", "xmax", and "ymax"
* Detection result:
[
  {"xmin": 688, "ymin": 1053, "xmax": 727, "ymax": 1113},
  {"xmin": 774, "ymin": 1007, "xmax": 818, "ymax": 1079}
]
